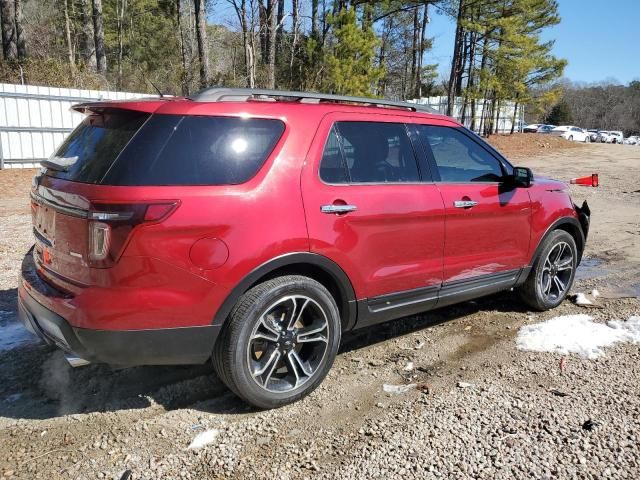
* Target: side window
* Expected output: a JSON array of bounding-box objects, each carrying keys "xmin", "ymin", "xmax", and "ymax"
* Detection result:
[
  {"xmin": 319, "ymin": 127, "xmax": 348, "ymax": 184},
  {"xmin": 319, "ymin": 122, "xmax": 420, "ymax": 184},
  {"xmin": 416, "ymin": 125, "xmax": 504, "ymax": 183}
]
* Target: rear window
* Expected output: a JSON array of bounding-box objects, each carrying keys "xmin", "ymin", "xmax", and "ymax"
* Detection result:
[
  {"xmin": 45, "ymin": 110, "xmax": 150, "ymax": 183},
  {"xmin": 46, "ymin": 112, "xmax": 285, "ymax": 186}
]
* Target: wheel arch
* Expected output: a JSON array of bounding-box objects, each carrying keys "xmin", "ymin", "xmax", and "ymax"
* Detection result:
[
  {"xmin": 530, "ymin": 217, "xmax": 585, "ymax": 267},
  {"xmin": 213, "ymin": 253, "xmax": 358, "ymax": 331}
]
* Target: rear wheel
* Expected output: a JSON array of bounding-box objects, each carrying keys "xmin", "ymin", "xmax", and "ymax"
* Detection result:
[
  {"xmin": 212, "ymin": 275, "xmax": 341, "ymax": 409},
  {"xmin": 585, "ymin": 136, "xmax": 590, "ymax": 143},
  {"xmin": 568, "ymin": 135, "xmax": 573, "ymax": 141},
  {"xmin": 518, "ymin": 230, "xmax": 577, "ymax": 311}
]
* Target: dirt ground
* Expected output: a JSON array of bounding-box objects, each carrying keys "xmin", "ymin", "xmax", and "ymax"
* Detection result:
[
  {"xmin": 487, "ymin": 132, "xmax": 585, "ymax": 159},
  {"xmin": 0, "ymin": 142, "xmax": 639, "ymax": 479}
]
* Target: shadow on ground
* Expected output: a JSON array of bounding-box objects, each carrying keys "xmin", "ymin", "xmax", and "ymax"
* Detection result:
[{"xmin": 0, "ymin": 286, "xmax": 528, "ymax": 421}]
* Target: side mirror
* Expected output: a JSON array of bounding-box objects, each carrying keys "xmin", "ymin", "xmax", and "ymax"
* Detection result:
[{"xmin": 512, "ymin": 166, "xmax": 533, "ymax": 187}]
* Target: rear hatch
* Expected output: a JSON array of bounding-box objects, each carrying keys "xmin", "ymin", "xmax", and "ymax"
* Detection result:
[{"xmin": 31, "ymin": 102, "xmax": 284, "ymax": 291}]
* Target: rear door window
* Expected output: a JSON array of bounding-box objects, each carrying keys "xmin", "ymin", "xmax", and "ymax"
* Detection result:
[
  {"xmin": 319, "ymin": 122, "xmax": 420, "ymax": 184},
  {"xmin": 104, "ymin": 115, "xmax": 284, "ymax": 186},
  {"xmin": 416, "ymin": 125, "xmax": 505, "ymax": 183}
]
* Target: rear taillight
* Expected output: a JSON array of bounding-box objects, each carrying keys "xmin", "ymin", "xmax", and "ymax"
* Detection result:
[
  {"xmin": 88, "ymin": 201, "xmax": 179, "ymax": 268},
  {"xmin": 89, "ymin": 222, "xmax": 111, "ymax": 261}
]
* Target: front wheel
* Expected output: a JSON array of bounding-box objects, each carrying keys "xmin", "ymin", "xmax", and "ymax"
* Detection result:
[
  {"xmin": 518, "ymin": 230, "xmax": 577, "ymax": 311},
  {"xmin": 568, "ymin": 135, "xmax": 573, "ymax": 141},
  {"xmin": 212, "ymin": 275, "xmax": 341, "ymax": 409},
  {"xmin": 585, "ymin": 136, "xmax": 590, "ymax": 143}
]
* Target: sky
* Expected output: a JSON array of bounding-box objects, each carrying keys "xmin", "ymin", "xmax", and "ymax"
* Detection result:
[{"xmin": 426, "ymin": 0, "xmax": 640, "ymax": 85}]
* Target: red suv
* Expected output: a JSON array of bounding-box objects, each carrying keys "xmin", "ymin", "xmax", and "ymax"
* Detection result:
[{"xmin": 18, "ymin": 89, "xmax": 590, "ymax": 408}]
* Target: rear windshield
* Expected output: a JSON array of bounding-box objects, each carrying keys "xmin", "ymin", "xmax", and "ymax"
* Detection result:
[{"xmin": 46, "ymin": 111, "xmax": 285, "ymax": 186}]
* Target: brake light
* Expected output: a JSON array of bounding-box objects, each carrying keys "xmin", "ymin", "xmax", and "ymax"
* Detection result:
[
  {"xmin": 89, "ymin": 222, "xmax": 111, "ymax": 261},
  {"xmin": 88, "ymin": 201, "xmax": 179, "ymax": 267}
]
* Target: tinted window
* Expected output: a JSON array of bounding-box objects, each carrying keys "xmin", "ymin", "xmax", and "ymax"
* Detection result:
[
  {"xmin": 104, "ymin": 115, "xmax": 284, "ymax": 186},
  {"xmin": 319, "ymin": 127, "xmax": 348, "ymax": 183},
  {"xmin": 44, "ymin": 110, "xmax": 150, "ymax": 183},
  {"xmin": 417, "ymin": 125, "xmax": 504, "ymax": 182},
  {"xmin": 319, "ymin": 122, "xmax": 419, "ymax": 183}
]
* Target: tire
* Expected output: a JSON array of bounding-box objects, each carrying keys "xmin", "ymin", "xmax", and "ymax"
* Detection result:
[
  {"xmin": 518, "ymin": 230, "xmax": 577, "ymax": 311},
  {"xmin": 212, "ymin": 275, "xmax": 341, "ymax": 409},
  {"xmin": 584, "ymin": 136, "xmax": 590, "ymax": 143},
  {"xmin": 568, "ymin": 135, "xmax": 573, "ymax": 141}
]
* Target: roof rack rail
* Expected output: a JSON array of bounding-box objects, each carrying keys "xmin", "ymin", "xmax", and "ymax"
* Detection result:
[{"xmin": 189, "ymin": 88, "xmax": 437, "ymax": 114}]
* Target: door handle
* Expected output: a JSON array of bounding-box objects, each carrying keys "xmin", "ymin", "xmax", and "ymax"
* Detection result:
[
  {"xmin": 321, "ymin": 204, "xmax": 358, "ymax": 214},
  {"xmin": 454, "ymin": 200, "xmax": 478, "ymax": 208}
]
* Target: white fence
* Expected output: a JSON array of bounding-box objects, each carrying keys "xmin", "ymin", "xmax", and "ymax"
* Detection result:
[
  {"xmin": 409, "ymin": 96, "xmax": 525, "ymax": 134},
  {"xmin": 0, "ymin": 83, "xmax": 152, "ymax": 169}
]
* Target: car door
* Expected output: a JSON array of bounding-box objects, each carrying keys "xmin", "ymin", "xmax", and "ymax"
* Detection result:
[
  {"xmin": 301, "ymin": 113, "xmax": 445, "ymax": 322},
  {"xmin": 414, "ymin": 123, "xmax": 532, "ymax": 288}
]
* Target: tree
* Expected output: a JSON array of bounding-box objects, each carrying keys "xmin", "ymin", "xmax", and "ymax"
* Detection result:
[
  {"xmin": 194, "ymin": 0, "xmax": 210, "ymax": 88},
  {"xmin": 322, "ymin": 6, "xmax": 383, "ymax": 97},
  {"xmin": 14, "ymin": 0, "xmax": 25, "ymax": 58},
  {"xmin": 545, "ymin": 98, "xmax": 572, "ymax": 125},
  {"xmin": 79, "ymin": 0, "xmax": 96, "ymax": 71},
  {"xmin": 93, "ymin": 0, "xmax": 106, "ymax": 73},
  {"xmin": 0, "ymin": 0, "xmax": 16, "ymax": 59},
  {"xmin": 265, "ymin": 0, "xmax": 276, "ymax": 88}
]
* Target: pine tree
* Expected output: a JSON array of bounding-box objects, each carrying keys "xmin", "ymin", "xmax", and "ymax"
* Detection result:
[{"xmin": 322, "ymin": 6, "xmax": 383, "ymax": 97}]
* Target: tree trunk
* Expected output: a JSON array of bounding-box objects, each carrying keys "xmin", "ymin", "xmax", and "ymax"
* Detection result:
[
  {"xmin": 410, "ymin": 7, "xmax": 418, "ymax": 98},
  {"xmin": 0, "ymin": 0, "xmax": 16, "ymax": 60},
  {"xmin": 14, "ymin": 0, "xmax": 25, "ymax": 59},
  {"xmin": 177, "ymin": 0, "xmax": 189, "ymax": 95},
  {"xmin": 311, "ymin": 0, "xmax": 319, "ymax": 38},
  {"xmin": 63, "ymin": 0, "xmax": 75, "ymax": 68},
  {"xmin": 510, "ymin": 101, "xmax": 519, "ymax": 134},
  {"xmin": 194, "ymin": 0, "xmax": 210, "ymax": 88},
  {"xmin": 92, "ymin": 0, "xmax": 106, "ymax": 73},
  {"xmin": 275, "ymin": 0, "xmax": 284, "ymax": 57},
  {"xmin": 79, "ymin": 0, "xmax": 97, "ymax": 71},
  {"xmin": 266, "ymin": 0, "xmax": 277, "ymax": 88},
  {"xmin": 289, "ymin": 0, "xmax": 300, "ymax": 88},
  {"xmin": 116, "ymin": 0, "xmax": 125, "ymax": 88},
  {"xmin": 417, "ymin": 5, "xmax": 428, "ymax": 98},
  {"xmin": 446, "ymin": 0, "xmax": 465, "ymax": 116},
  {"xmin": 79, "ymin": 0, "xmax": 96, "ymax": 71}
]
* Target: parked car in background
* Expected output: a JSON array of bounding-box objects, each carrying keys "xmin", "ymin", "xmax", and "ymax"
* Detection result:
[
  {"xmin": 537, "ymin": 125, "xmax": 555, "ymax": 134},
  {"xmin": 524, "ymin": 123, "xmax": 544, "ymax": 133},
  {"xmin": 587, "ymin": 129, "xmax": 600, "ymax": 142},
  {"xmin": 17, "ymin": 88, "xmax": 591, "ymax": 408},
  {"xmin": 623, "ymin": 136, "xmax": 639, "ymax": 145},
  {"xmin": 552, "ymin": 126, "xmax": 590, "ymax": 142},
  {"xmin": 597, "ymin": 131, "xmax": 611, "ymax": 143},
  {"xmin": 609, "ymin": 131, "xmax": 624, "ymax": 144}
]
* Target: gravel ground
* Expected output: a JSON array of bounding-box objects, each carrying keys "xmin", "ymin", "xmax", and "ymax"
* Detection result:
[{"xmin": 0, "ymin": 143, "xmax": 639, "ymax": 479}]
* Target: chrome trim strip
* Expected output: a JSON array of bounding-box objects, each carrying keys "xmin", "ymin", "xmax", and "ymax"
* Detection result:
[{"xmin": 31, "ymin": 191, "xmax": 88, "ymax": 218}]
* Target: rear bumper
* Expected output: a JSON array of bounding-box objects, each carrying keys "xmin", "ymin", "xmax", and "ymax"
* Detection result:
[{"xmin": 18, "ymin": 250, "xmax": 220, "ymax": 366}]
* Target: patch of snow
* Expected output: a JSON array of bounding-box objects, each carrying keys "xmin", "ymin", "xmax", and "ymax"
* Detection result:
[
  {"xmin": 516, "ymin": 314, "xmax": 640, "ymax": 359},
  {"xmin": 187, "ymin": 429, "xmax": 220, "ymax": 449},
  {"xmin": 592, "ymin": 289, "xmax": 600, "ymax": 299},
  {"xmin": 0, "ymin": 311, "xmax": 38, "ymax": 352},
  {"xmin": 574, "ymin": 293, "xmax": 593, "ymax": 305},
  {"xmin": 457, "ymin": 381, "xmax": 475, "ymax": 388},
  {"xmin": 383, "ymin": 384, "xmax": 416, "ymax": 394}
]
